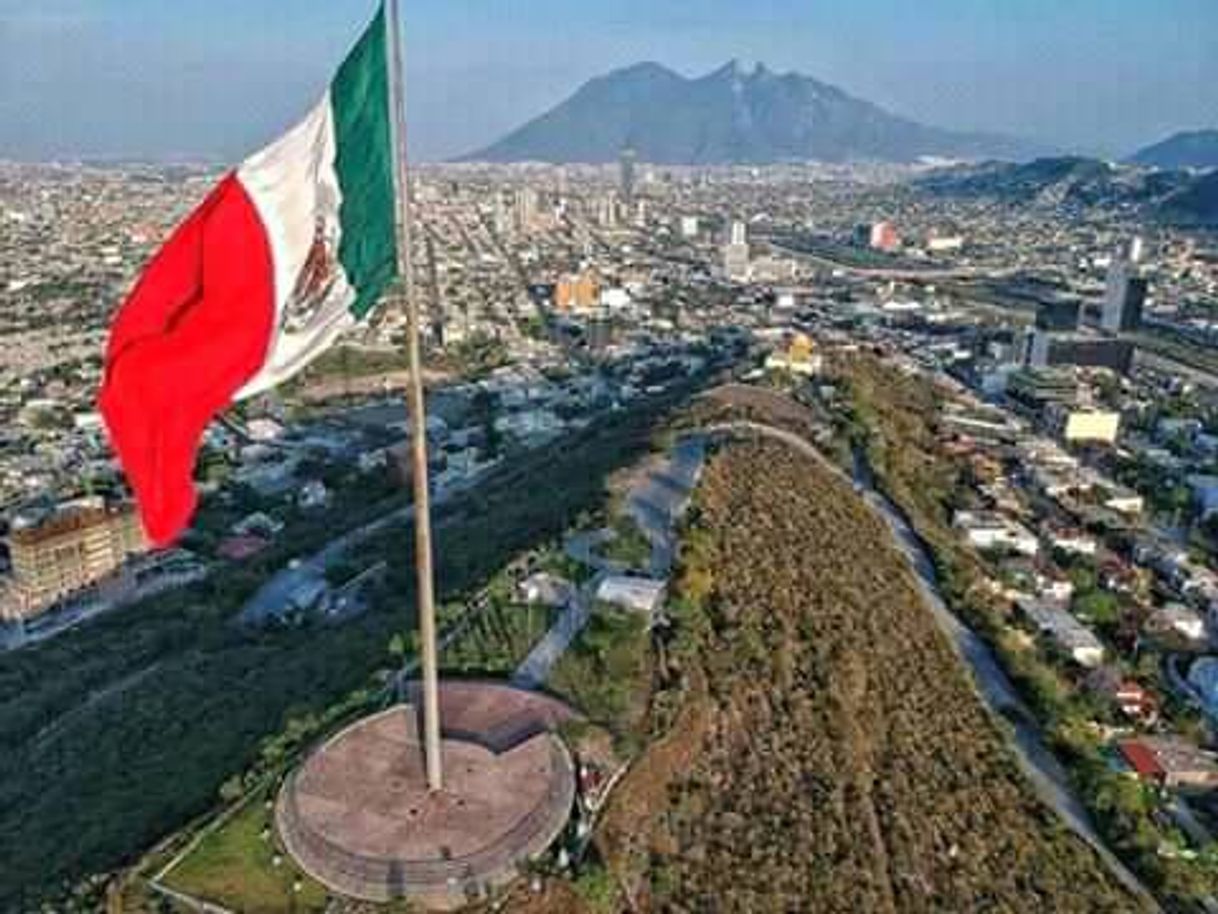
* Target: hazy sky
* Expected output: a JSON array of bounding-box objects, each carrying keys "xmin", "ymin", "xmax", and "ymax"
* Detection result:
[{"xmin": 1, "ymin": 0, "xmax": 1216, "ymax": 163}]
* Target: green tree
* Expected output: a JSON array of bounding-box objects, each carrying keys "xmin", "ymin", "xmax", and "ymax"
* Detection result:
[{"xmin": 1073, "ymin": 590, "xmax": 1119, "ymax": 627}]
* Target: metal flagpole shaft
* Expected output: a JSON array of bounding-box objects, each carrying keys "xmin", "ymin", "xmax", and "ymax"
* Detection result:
[{"xmin": 386, "ymin": 0, "xmax": 443, "ymax": 792}]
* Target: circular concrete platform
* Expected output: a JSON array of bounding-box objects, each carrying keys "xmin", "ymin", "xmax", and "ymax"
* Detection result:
[{"xmin": 276, "ymin": 682, "xmax": 576, "ymax": 908}]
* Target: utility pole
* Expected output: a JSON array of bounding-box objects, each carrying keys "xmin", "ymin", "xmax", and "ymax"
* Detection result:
[{"xmin": 385, "ymin": 0, "xmax": 443, "ymax": 792}]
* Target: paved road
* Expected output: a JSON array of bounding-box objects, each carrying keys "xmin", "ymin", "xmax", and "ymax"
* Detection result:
[
  {"xmin": 239, "ymin": 502, "xmax": 413, "ymax": 626},
  {"xmin": 1, "ymin": 564, "xmax": 208, "ymax": 653},
  {"xmin": 511, "ymin": 576, "xmax": 599, "ymax": 691},
  {"xmin": 563, "ymin": 531, "xmax": 626, "ymax": 575},
  {"xmin": 515, "ymin": 438, "xmax": 705, "ymax": 689},
  {"xmin": 625, "ymin": 436, "xmax": 705, "ymax": 577},
  {"xmin": 239, "ymin": 469, "xmax": 492, "ymax": 626},
  {"xmin": 704, "ymin": 419, "xmax": 1160, "ymax": 910},
  {"xmin": 1135, "ymin": 347, "xmax": 1218, "ymax": 390},
  {"xmin": 763, "ymin": 238, "xmax": 1025, "ymax": 282}
]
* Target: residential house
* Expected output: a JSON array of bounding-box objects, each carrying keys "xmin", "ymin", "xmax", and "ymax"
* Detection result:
[
  {"xmin": 1086, "ymin": 666, "xmax": 1157, "ymax": 723},
  {"xmin": 1147, "ymin": 603, "xmax": 1207, "ymax": 643},
  {"xmin": 595, "ymin": 575, "xmax": 666, "ymax": 614},
  {"xmin": 1018, "ymin": 597, "xmax": 1105, "ymax": 667},
  {"xmin": 954, "ymin": 511, "xmax": 1039, "ymax": 556},
  {"xmin": 1118, "ymin": 738, "xmax": 1218, "ymax": 789},
  {"xmin": 518, "ymin": 572, "xmax": 573, "ymax": 607}
]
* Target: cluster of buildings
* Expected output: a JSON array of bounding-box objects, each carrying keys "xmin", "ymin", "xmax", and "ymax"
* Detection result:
[
  {"xmin": 4, "ymin": 156, "xmax": 1217, "ymax": 704},
  {"xmin": 6, "ymin": 133, "xmax": 1218, "ymax": 893},
  {"xmin": 768, "ymin": 287, "xmax": 1218, "ymax": 845}
]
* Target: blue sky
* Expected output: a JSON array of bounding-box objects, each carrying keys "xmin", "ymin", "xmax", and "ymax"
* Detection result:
[{"xmin": 1, "ymin": 0, "xmax": 1215, "ymax": 162}]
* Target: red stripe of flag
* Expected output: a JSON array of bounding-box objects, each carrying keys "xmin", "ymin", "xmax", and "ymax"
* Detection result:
[{"xmin": 99, "ymin": 174, "xmax": 276, "ymax": 546}]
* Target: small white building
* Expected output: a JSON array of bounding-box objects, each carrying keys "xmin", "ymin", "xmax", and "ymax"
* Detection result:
[
  {"xmin": 1150, "ymin": 603, "xmax": 1207, "ymax": 642},
  {"xmin": 298, "ymin": 480, "xmax": 330, "ymax": 511},
  {"xmin": 1019, "ymin": 598, "xmax": 1105, "ymax": 668},
  {"xmin": 953, "ymin": 511, "xmax": 1039, "ymax": 557},
  {"xmin": 1104, "ymin": 487, "xmax": 1145, "ymax": 516},
  {"xmin": 247, "ymin": 418, "xmax": 286, "ymax": 442},
  {"xmin": 595, "ymin": 576, "xmax": 666, "ymax": 614},
  {"xmin": 518, "ymin": 572, "xmax": 573, "ymax": 607},
  {"xmin": 232, "ymin": 511, "xmax": 285, "ymax": 538},
  {"xmin": 358, "ymin": 449, "xmax": 390, "ymax": 473},
  {"xmin": 1047, "ymin": 527, "xmax": 1098, "ymax": 557}
]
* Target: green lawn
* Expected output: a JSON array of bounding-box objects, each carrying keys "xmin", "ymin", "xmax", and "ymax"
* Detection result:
[
  {"xmin": 549, "ymin": 606, "xmax": 651, "ymax": 740},
  {"xmin": 162, "ymin": 794, "xmax": 329, "ymax": 914},
  {"xmin": 441, "ymin": 599, "xmax": 558, "ymax": 675},
  {"xmin": 601, "ymin": 516, "xmax": 653, "ymax": 570}
]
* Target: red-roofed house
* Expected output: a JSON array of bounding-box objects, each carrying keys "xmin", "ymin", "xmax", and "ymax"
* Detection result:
[
  {"xmin": 1118, "ymin": 738, "xmax": 1218, "ymax": 789},
  {"xmin": 217, "ymin": 535, "xmax": 270, "ymax": 562},
  {"xmin": 1118, "ymin": 740, "xmax": 1164, "ymax": 782}
]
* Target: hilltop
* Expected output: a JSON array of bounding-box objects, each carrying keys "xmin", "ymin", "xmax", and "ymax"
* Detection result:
[
  {"xmin": 532, "ymin": 432, "xmax": 1147, "ymax": 912},
  {"xmin": 465, "ymin": 60, "xmax": 1043, "ymax": 165},
  {"xmin": 917, "ymin": 155, "xmax": 1218, "ymax": 226},
  {"xmin": 1128, "ymin": 129, "xmax": 1218, "ymax": 170}
]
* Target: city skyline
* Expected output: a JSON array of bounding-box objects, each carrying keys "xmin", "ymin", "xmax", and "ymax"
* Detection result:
[
  {"xmin": 1, "ymin": 0, "xmax": 1216, "ymax": 163},
  {"xmin": 5, "ymin": 0, "xmax": 1218, "ymax": 899}
]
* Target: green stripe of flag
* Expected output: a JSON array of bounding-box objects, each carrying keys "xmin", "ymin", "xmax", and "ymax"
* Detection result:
[{"xmin": 332, "ymin": 3, "xmax": 398, "ymax": 320}]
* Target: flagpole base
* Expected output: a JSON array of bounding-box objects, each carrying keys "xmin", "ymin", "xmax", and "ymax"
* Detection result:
[{"xmin": 276, "ymin": 681, "xmax": 576, "ymax": 908}]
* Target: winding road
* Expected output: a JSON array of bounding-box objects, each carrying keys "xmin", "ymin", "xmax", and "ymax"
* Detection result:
[{"xmin": 514, "ymin": 439, "xmax": 706, "ymax": 689}]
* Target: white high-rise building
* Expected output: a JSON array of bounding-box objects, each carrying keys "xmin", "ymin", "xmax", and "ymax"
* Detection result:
[
  {"xmin": 492, "ymin": 194, "xmax": 508, "ymax": 235},
  {"xmin": 514, "ymin": 187, "xmax": 538, "ymax": 231},
  {"xmin": 594, "ymin": 193, "xmax": 617, "ymax": 228},
  {"xmin": 721, "ymin": 220, "xmax": 750, "ymax": 280}
]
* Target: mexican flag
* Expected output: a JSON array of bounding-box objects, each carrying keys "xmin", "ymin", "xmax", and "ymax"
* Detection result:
[{"xmin": 100, "ymin": 5, "xmax": 398, "ymax": 546}]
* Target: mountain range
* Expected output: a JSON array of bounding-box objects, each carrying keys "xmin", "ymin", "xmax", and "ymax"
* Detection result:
[
  {"xmin": 917, "ymin": 156, "xmax": 1218, "ymax": 226},
  {"xmin": 464, "ymin": 60, "xmax": 1047, "ymax": 165},
  {"xmin": 1127, "ymin": 130, "xmax": 1218, "ymax": 170}
]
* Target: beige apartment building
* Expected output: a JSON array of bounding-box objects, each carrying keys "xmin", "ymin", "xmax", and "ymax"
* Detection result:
[{"xmin": 2, "ymin": 497, "xmax": 146, "ymax": 622}]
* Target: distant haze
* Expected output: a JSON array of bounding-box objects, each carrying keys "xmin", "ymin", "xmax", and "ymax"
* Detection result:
[{"xmin": 1, "ymin": 0, "xmax": 1216, "ymax": 163}]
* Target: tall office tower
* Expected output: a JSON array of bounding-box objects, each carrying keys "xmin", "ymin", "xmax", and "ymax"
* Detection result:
[
  {"xmin": 722, "ymin": 220, "xmax": 750, "ymax": 280},
  {"xmin": 620, "ymin": 147, "xmax": 637, "ymax": 206},
  {"xmin": 492, "ymin": 193, "xmax": 508, "ymax": 236},
  {"xmin": 595, "ymin": 193, "xmax": 617, "ymax": 228},
  {"xmin": 1102, "ymin": 241, "xmax": 1148, "ymax": 334},
  {"xmin": 513, "ymin": 187, "xmax": 538, "ymax": 232}
]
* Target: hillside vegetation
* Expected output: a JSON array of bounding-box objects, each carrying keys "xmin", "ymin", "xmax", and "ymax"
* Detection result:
[
  {"xmin": 579, "ymin": 441, "xmax": 1143, "ymax": 912},
  {"xmin": 0, "ymin": 377, "xmax": 711, "ymax": 910},
  {"xmin": 833, "ymin": 353, "xmax": 1218, "ymax": 903}
]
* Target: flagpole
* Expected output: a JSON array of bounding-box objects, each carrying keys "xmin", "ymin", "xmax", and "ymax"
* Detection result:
[{"xmin": 385, "ymin": 0, "xmax": 443, "ymax": 793}]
